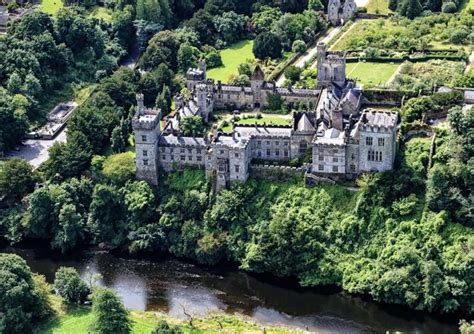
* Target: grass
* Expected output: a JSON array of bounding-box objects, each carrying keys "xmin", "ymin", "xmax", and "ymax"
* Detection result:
[
  {"xmin": 36, "ymin": 307, "xmax": 304, "ymax": 334},
  {"xmin": 346, "ymin": 61, "xmax": 400, "ymax": 87},
  {"xmin": 459, "ymin": 0, "xmax": 474, "ymax": 11},
  {"xmin": 40, "ymin": 0, "xmax": 63, "ymax": 15},
  {"xmin": 207, "ymin": 40, "xmax": 255, "ymax": 83},
  {"xmin": 366, "ymin": 0, "xmax": 391, "ymax": 14},
  {"xmin": 220, "ymin": 116, "xmax": 291, "ymax": 133},
  {"xmin": 88, "ymin": 6, "xmax": 113, "ymax": 22}
]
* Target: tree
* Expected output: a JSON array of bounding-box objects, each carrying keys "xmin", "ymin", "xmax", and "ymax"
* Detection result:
[
  {"xmin": 441, "ymin": 1, "xmax": 456, "ymax": 12},
  {"xmin": 292, "ymin": 40, "xmax": 307, "ymax": 53},
  {"xmin": 398, "ymin": 0, "xmax": 423, "ymax": 19},
  {"xmin": 92, "ymin": 287, "xmax": 131, "ymax": 334},
  {"xmin": 180, "ymin": 116, "xmax": 205, "ymax": 136},
  {"xmin": 238, "ymin": 63, "xmax": 252, "ymax": 77},
  {"xmin": 0, "ymin": 253, "xmax": 52, "ymax": 333},
  {"xmin": 266, "ymin": 92, "xmax": 284, "ymax": 111},
  {"xmin": 52, "ymin": 203, "xmax": 87, "ymax": 253},
  {"xmin": 0, "ymin": 158, "xmax": 36, "ymax": 206},
  {"xmin": 229, "ymin": 74, "xmax": 250, "ymax": 86},
  {"xmin": 253, "ymin": 32, "xmax": 282, "ymax": 59},
  {"xmin": 53, "ymin": 267, "xmax": 90, "ymax": 305},
  {"xmin": 155, "ymin": 85, "xmax": 172, "ymax": 116},
  {"xmin": 102, "ymin": 152, "xmax": 136, "ymax": 184},
  {"xmin": 308, "ymin": 0, "xmax": 324, "ymax": 11},
  {"xmin": 111, "ymin": 125, "xmax": 126, "ymax": 153},
  {"xmin": 284, "ymin": 65, "xmax": 303, "ymax": 83},
  {"xmin": 177, "ymin": 43, "xmax": 197, "ymax": 73},
  {"xmin": 213, "ymin": 11, "xmax": 249, "ymax": 44}
]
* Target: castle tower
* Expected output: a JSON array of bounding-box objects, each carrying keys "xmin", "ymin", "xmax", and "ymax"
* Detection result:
[
  {"xmin": 196, "ymin": 83, "xmax": 213, "ymax": 123},
  {"xmin": 199, "ymin": 59, "xmax": 207, "ymax": 77},
  {"xmin": 132, "ymin": 93, "xmax": 161, "ymax": 185},
  {"xmin": 251, "ymin": 65, "xmax": 265, "ymax": 108}
]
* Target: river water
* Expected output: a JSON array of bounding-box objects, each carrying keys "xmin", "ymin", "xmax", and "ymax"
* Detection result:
[{"xmin": 8, "ymin": 247, "xmax": 458, "ymax": 334}]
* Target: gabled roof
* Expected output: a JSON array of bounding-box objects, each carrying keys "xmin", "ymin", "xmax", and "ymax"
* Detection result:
[
  {"xmin": 297, "ymin": 113, "xmax": 315, "ymax": 132},
  {"xmin": 251, "ymin": 65, "xmax": 265, "ymax": 81}
]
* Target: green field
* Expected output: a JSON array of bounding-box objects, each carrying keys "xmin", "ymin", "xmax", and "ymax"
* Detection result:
[
  {"xmin": 346, "ymin": 61, "xmax": 400, "ymax": 87},
  {"xmin": 207, "ymin": 40, "xmax": 255, "ymax": 83},
  {"xmin": 366, "ymin": 0, "xmax": 391, "ymax": 14},
  {"xmin": 220, "ymin": 115, "xmax": 291, "ymax": 133},
  {"xmin": 36, "ymin": 307, "xmax": 303, "ymax": 334},
  {"xmin": 40, "ymin": 0, "xmax": 63, "ymax": 15}
]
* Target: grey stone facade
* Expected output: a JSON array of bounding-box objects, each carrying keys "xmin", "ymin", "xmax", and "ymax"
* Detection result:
[
  {"xmin": 328, "ymin": 0, "xmax": 357, "ymax": 26},
  {"xmin": 133, "ymin": 44, "xmax": 399, "ymax": 190}
]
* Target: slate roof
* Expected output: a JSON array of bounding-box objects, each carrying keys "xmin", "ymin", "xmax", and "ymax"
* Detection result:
[
  {"xmin": 251, "ymin": 65, "xmax": 265, "ymax": 81},
  {"xmin": 159, "ymin": 135, "xmax": 207, "ymax": 147}
]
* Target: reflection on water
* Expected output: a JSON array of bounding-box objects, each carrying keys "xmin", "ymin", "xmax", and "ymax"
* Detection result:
[{"xmin": 8, "ymin": 247, "xmax": 458, "ymax": 334}]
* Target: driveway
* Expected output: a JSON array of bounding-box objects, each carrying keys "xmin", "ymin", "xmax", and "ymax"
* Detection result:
[
  {"xmin": 276, "ymin": 26, "xmax": 343, "ymax": 87},
  {"xmin": 5, "ymin": 127, "xmax": 67, "ymax": 168}
]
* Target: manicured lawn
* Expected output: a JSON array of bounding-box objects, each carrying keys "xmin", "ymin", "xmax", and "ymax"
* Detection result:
[
  {"xmin": 346, "ymin": 61, "xmax": 400, "ymax": 87},
  {"xmin": 207, "ymin": 40, "xmax": 255, "ymax": 83},
  {"xmin": 221, "ymin": 116, "xmax": 291, "ymax": 133},
  {"xmin": 40, "ymin": 0, "xmax": 63, "ymax": 15},
  {"xmin": 366, "ymin": 0, "xmax": 391, "ymax": 14}
]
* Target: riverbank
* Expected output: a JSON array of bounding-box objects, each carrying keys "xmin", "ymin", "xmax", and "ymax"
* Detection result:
[
  {"xmin": 36, "ymin": 306, "xmax": 306, "ymax": 334},
  {"xmin": 6, "ymin": 246, "xmax": 460, "ymax": 334}
]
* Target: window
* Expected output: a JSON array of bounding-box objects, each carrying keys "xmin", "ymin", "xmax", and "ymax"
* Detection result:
[
  {"xmin": 180, "ymin": 149, "xmax": 185, "ymax": 154},
  {"xmin": 170, "ymin": 148, "xmax": 174, "ymax": 153},
  {"xmin": 332, "ymin": 166, "xmax": 338, "ymax": 172},
  {"xmin": 257, "ymin": 151, "xmax": 262, "ymax": 157},
  {"xmin": 284, "ymin": 141, "xmax": 289, "ymax": 146},
  {"xmin": 350, "ymin": 164, "xmax": 356, "ymax": 172},
  {"xmin": 188, "ymin": 156, "xmax": 193, "ymax": 161},
  {"xmin": 276, "ymin": 150, "xmax": 280, "ymax": 156},
  {"xmin": 378, "ymin": 138, "xmax": 385, "ymax": 146},
  {"xmin": 162, "ymin": 155, "xmax": 166, "ymax": 160},
  {"xmin": 266, "ymin": 149, "xmax": 270, "ymax": 156},
  {"xmin": 318, "ymin": 165, "xmax": 324, "ymax": 171},
  {"xmin": 220, "ymin": 150, "xmax": 225, "ymax": 155},
  {"xmin": 180, "ymin": 155, "xmax": 185, "ymax": 161},
  {"xmin": 197, "ymin": 156, "xmax": 202, "ymax": 162},
  {"xmin": 266, "ymin": 141, "xmax": 270, "ymax": 146},
  {"xmin": 275, "ymin": 141, "xmax": 279, "ymax": 146},
  {"xmin": 333, "ymin": 149, "xmax": 338, "ymax": 154},
  {"xmin": 257, "ymin": 141, "xmax": 262, "ymax": 147},
  {"xmin": 319, "ymin": 155, "xmax": 324, "ymax": 161},
  {"xmin": 284, "ymin": 150, "xmax": 289, "ymax": 157},
  {"xmin": 235, "ymin": 165, "xmax": 240, "ymax": 173},
  {"xmin": 235, "ymin": 153, "xmax": 239, "ymax": 158},
  {"xmin": 197, "ymin": 149, "xmax": 202, "ymax": 154},
  {"xmin": 333, "ymin": 157, "xmax": 338, "ymax": 163},
  {"xmin": 188, "ymin": 148, "xmax": 192, "ymax": 153},
  {"xmin": 141, "ymin": 135, "xmax": 147, "ymax": 142},
  {"xmin": 160, "ymin": 147, "xmax": 165, "ymax": 153},
  {"xmin": 219, "ymin": 164, "xmax": 225, "ymax": 172},
  {"xmin": 143, "ymin": 150, "xmax": 148, "ymax": 157},
  {"xmin": 170, "ymin": 155, "xmax": 174, "ymax": 161},
  {"xmin": 366, "ymin": 137, "xmax": 373, "ymax": 146},
  {"xmin": 143, "ymin": 159, "xmax": 148, "ymax": 166},
  {"xmin": 368, "ymin": 151, "xmax": 383, "ymax": 162}
]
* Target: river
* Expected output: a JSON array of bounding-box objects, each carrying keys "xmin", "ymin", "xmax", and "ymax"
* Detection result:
[{"xmin": 7, "ymin": 247, "xmax": 458, "ymax": 334}]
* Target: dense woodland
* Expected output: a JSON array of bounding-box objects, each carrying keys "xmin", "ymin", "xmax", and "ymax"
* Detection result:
[{"xmin": 0, "ymin": 0, "xmax": 473, "ymax": 332}]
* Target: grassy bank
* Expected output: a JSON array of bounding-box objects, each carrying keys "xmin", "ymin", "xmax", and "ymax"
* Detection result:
[
  {"xmin": 36, "ymin": 307, "xmax": 305, "ymax": 334},
  {"xmin": 207, "ymin": 40, "xmax": 255, "ymax": 83},
  {"xmin": 40, "ymin": 0, "xmax": 63, "ymax": 15},
  {"xmin": 366, "ymin": 0, "xmax": 391, "ymax": 14}
]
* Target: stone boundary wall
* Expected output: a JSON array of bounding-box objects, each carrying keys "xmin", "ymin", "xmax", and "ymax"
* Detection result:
[
  {"xmin": 361, "ymin": 89, "xmax": 425, "ymax": 107},
  {"xmin": 250, "ymin": 164, "xmax": 308, "ymax": 180}
]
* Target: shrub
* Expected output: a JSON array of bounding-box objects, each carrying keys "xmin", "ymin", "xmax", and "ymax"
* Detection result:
[
  {"xmin": 7, "ymin": 1, "xmax": 19, "ymax": 12},
  {"xmin": 152, "ymin": 320, "xmax": 183, "ymax": 334},
  {"xmin": 292, "ymin": 40, "xmax": 307, "ymax": 53},
  {"xmin": 54, "ymin": 267, "xmax": 90, "ymax": 305},
  {"xmin": 358, "ymin": 6, "xmax": 368, "ymax": 12}
]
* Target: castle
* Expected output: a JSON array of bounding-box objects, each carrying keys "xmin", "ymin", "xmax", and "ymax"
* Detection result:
[
  {"xmin": 133, "ymin": 43, "xmax": 398, "ymax": 190},
  {"xmin": 328, "ymin": 0, "xmax": 357, "ymax": 26}
]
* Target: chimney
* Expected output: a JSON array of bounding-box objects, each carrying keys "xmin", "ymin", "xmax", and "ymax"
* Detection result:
[{"xmin": 136, "ymin": 93, "xmax": 145, "ymax": 115}]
